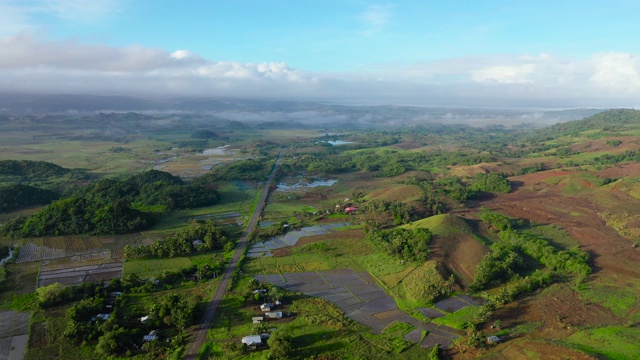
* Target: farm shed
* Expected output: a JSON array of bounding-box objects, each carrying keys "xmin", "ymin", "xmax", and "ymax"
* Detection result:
[
  {"xmin": 241, "ymin": 335, "xmax": 263, "ymax": 347},
  {"xmin": 344, "ymin": 206, "xmax": 358, "ymax": 214},
  {"xmin": 265, "ymin": 312, "xmax": 283, "ymax": 319},
  {"xmin": 252, "ymin": 316, "xmax": 264, "ymax": 324}
]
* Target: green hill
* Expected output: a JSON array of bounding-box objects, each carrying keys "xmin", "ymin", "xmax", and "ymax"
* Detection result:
[
  {"xmin": 404, "ymin": 213, "xmax": 472, "ymax": 236},
  {"xmin": 528, "ymin": 109, "xmax": 640, "ymax": 141}
]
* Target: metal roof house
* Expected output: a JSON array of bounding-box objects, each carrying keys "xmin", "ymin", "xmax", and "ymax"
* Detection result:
[
  {"xmin": 265, "ymin": 312, "xmax": 283, "ymax": 319},
  {"xmin": 241, "ymin": 335, "xmax": 263, "ymax": 347}
]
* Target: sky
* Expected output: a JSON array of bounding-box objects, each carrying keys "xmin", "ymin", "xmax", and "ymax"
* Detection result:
[{"xmin": 1, "ymin": 0, "xmax": 640, "ymax": 108}]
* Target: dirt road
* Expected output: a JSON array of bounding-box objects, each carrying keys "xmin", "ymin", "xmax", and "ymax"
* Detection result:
[{"xmin": 183, "ymin": 150, "xmax": 283, "ymax": 359}]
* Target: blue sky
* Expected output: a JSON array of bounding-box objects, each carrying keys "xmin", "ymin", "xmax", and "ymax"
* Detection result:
[{"xmin": 2, "ymin": 0, "xmax": 640, "ymax": 107}]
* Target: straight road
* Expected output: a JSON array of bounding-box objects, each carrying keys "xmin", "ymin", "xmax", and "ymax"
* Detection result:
[{"xmin": 183, "ymin": 150, "xmax": 283, "ymax": 359}]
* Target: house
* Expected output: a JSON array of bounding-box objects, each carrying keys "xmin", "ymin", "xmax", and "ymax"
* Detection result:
[
  {"xmin": 252, "ymin": 316, "xmax": 264, "ymax": 324},
  {"xmin": 344, "ymin": 206, "xmax": 358, "ymax": 214},
  {"xmin": 260, "ymin": 303, "xmax": 273, "ymax": 312},
  {"xmin": 143, "ymin": 330, "xmax": 158, "ymax": 342},
  {"xmin": 139, "ymin": 316, "xmax": 149, "ymax": 323},
  {"xmin": 241, "ymin": 335, "xmax": 263, "ymax": 347},
  {"xmin": 109, "ymin": 291, "xmax": 122, "ymax": 297},
  {"xmin": 487, "ymin": 336, "xmax": 501, "ymax": 344},
  {"xmin": 265, "ymin": 312, "xmax": 283, "ymax": 319},
  {"xmin": 192, "ymin": 239, "xmax": 204, "ymax": 246},
  {"xmin": 252, "ymin": 289, "xmax": 266, "ymax": 295}
]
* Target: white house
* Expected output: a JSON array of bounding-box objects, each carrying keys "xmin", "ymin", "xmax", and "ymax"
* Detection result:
[
  {"xmin": 241, "ymin": 335, "xmax": 263, "ymax": 347},
  {"xmin": 265, "ymin": 312, "xmax": 283, "ymax": 319}
]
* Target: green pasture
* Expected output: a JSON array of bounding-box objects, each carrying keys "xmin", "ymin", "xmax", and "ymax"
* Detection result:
[
  {"xmin": 431, "ymin": 305, "xmax": 483, "ymax": 330},
  {"xmin": 404, "ymin": 214, "xmax": 472, "ymax": 236},
  {"xmin": 567, "ymin": 326, "xmax": 640, "ymax": 360},
  {"xmin": 579, "ymin": 281, "xmax": 640, "ymax": 320},
  {"xmin": 523, "ymin": 224, "xmax": 579, "ymax": 250},
  {"xmin": 123, "ymin": 257, "xmax": 193, "ymax": 279}
]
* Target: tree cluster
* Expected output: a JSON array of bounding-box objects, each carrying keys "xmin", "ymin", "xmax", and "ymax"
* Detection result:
[
  {"xmin": 471, "ymin": 213, "xmax": 591, "ymax": 293},
  {"xmin": 366, "ymin": 227, "xmax": 432, "ymax": 262},
  {"xmin": 124, "ymin": 219, "xmax": 232, "ymax": 259}
]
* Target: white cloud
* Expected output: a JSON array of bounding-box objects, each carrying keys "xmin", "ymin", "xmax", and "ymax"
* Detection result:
[
  {"xmin": 2, "ymin": 35, "xmax": 640, "ymax": 108},
  {"xmin": 472, "ymin": 64, "xmax": 536, "ymax": 84},
  {"xmin": 589, "ymin": 52, "xmax": 640, "ymax": 92}
]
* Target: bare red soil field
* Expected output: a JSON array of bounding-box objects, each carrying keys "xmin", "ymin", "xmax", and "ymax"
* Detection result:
[{"xmin": 439, "ymin": 165, "xmax": 640, "ymax": 359}]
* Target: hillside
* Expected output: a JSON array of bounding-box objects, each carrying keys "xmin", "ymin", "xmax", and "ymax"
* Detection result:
[
  {"xmin": 406, "ymin": 214, "xmax": 489, "ymax": 286},
  {"xmin": 526, "ymin": 108, "xmax": 640, "ymax": 141}
]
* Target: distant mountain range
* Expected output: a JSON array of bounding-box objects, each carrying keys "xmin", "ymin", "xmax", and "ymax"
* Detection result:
[{"xmin": 0, "ymin": 93, "xmax": 606, "ymax": 127}]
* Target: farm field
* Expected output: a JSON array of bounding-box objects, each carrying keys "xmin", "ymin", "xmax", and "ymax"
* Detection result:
[
  {"xmin": 3, "ymin": 109, "xmax": 640, "ymax": 359},
  {"xmin": 16, "ymin": 236, "xmax": 104, "ymax": 263}
]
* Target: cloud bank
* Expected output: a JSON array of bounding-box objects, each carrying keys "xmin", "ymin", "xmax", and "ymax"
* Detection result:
[{"xmin": 1, "ymin": 34, "xmax": 640, "ymax": 108}]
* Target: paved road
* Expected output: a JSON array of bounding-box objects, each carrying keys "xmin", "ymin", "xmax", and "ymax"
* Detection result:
[{"xmin": 183, "ymin": 150, "xmax": 283, "ymax": 359}]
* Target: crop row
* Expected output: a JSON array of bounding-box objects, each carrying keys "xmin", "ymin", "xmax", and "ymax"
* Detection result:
[{"xmin": 16, "ymin": 236, "xmax": 104, "ymax": 263}]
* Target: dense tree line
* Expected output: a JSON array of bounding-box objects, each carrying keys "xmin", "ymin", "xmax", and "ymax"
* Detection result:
[
  {"xmin": 0, "ymin": 170, "xmax": 218, "ymax": 237},
  {"xmin": 124, "ymin": 220, "xmax": 232, "ymax": 259},
  {"xmin": 366, "ymin": 227, "xmax": 432, "ymax": 262},
  {"xmin": 0, "ymin": 184, "xmax": 59, "ymax": 212}
]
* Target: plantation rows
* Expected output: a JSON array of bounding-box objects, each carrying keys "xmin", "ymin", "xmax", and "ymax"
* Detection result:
[
  {"xmin": 38, "ymin": 261, "xmax": 123, "ymax": 287},
  {"xmin": 15, "ymin": 236, "xmax": 103, "ymax": 263}
]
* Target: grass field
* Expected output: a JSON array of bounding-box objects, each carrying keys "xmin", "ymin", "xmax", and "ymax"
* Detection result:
[
  {"xmin": 523, "ymin": 224, "xmax": 580, "ymax": 250},
  {"xmin": 567, "ymin": 326, "xmax": 640, "ymax": 360},
  {"xmin": 123, "ymin": 257, "xmax": 193, "ymax": 278},
  {"xmin": 404, "ymin": 214, "xmax": 472, "ymax": 236},
  {"xmin": 578, "ymin": 281, "xmax": 640, "ymax": 320},
  {"xmin": 431, "ymin": 305, "xmax": 483, "ymax": 330}
]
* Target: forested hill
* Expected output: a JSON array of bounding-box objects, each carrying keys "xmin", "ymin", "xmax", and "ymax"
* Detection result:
[
  {"xmin": 0, "ymin": 160, "xmax": 72, "ymax": 179},
  {"xmin": 526, "ymin": 109, "xmax": 640, "ymax": 140},
  {"xmin": 0, "ymin": 170, "xmax": 219, "ymax": 237}
]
